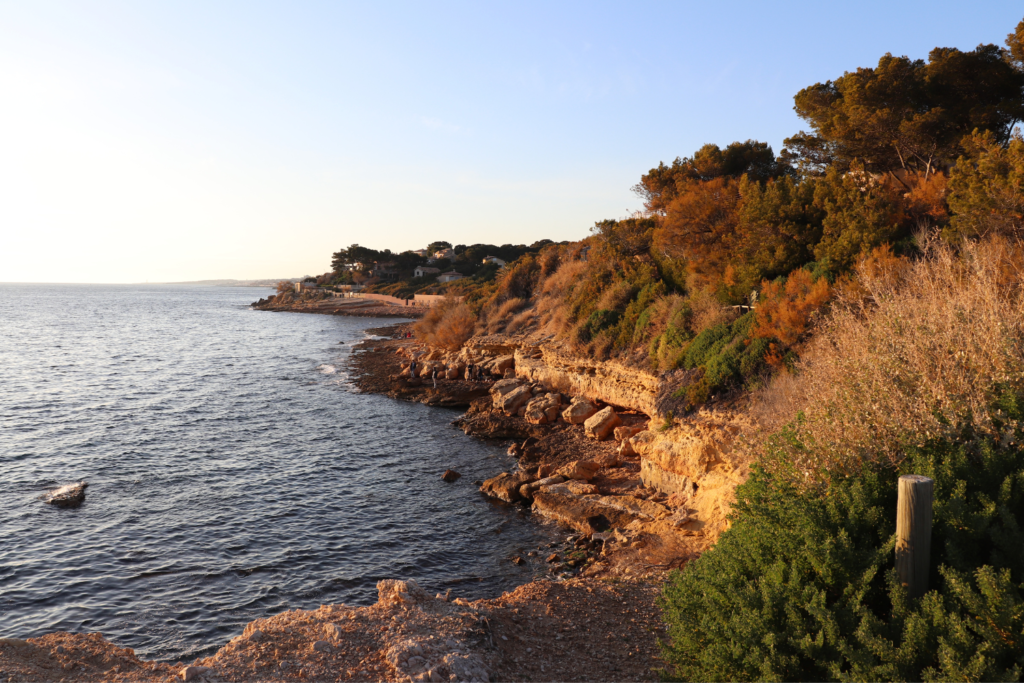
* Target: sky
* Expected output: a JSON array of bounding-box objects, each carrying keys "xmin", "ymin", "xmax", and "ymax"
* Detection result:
[{"xmin": 0, "ymin": 1, "xmax": 1021, "ymax": 283}]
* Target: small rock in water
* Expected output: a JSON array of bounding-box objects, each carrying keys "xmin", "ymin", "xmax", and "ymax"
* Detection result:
[
  {"xmin": 512, "ymin": 556, "xmax": 525, "ymax": 565},
  {"xmin": 441, "ymin": 469, "xmax": 461, "ymax": 483},
  {"xmin": 42, "ymin": 482, "xmax": 88, "ymax": 508}
]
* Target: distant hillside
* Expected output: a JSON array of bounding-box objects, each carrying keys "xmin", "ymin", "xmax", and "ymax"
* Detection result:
[{"xmin": 160, "ymin": 278, "xmax": 298, "ymax": 287}]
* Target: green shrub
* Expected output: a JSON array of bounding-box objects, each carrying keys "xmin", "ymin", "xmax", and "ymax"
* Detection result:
[
  {"xmin": 660, "ymin": 426, "xmax": 1024, "ymax": 681},
  {"xmin": 672, "ymin": 312, "xmax": 771, "ymax": 405}
]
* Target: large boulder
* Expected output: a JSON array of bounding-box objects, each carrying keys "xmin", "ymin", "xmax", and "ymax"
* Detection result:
[
  {"xmin": 584, "ymin": 407, "xmax": 621, "ymax": 440},
  {"xmin": 480, "ymin": 471, "xmax": 535, "ymax": 503},
  {"xmin": 489, "ymin": 378, "xmax": 523, "ymax": 401},
  {"xmin": 561, "ymin": 398, "xmax": 599, "ymax": 424},
  {"xmin": 523, "ymin": 393, "xmax": 563, "ymax": 425},
  {"xmin": 531, "ymin": 491, "xmax": 668, "ymax": 534},
  {"xmin": 557, "ymin": 459, "xmax": 601, "ymax": 481},
  {"xmin": 499, "ymin": 385, "xmax": 533, "ymax": 416}
]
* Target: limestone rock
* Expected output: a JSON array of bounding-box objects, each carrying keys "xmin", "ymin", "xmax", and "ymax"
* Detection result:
[
  {"xmin": 530, "ymin": 491, "xmax": 636, "ymax": 534},
  {"xmin": 180, "ymin": 665, "xmax": 213, "ymax": 681},
  {"xmin": 523, "ymin": 393, "xmax": 562, "ymax": 425},
  {"xmin": 441, "ymin": 469, "xmax": 461, "ymax": 483},
  {"xmin": 545, "ymin": 480, "xmax": 599, "ymax": 496},
  {"xmin": 561, "ymin": 398, "xmax": 599, "ymax": 424},
  {"xmin": 531, "ymin": 490, "xmax": 670, "ymax": 534},
  {"xmin": 584, "ymin": 407, "xmax": 621, "ymax": 440},
  {"xmin": 480, "ymin": 471, "xmax": 535, "ymax": 503},
  {"xmin": 613, "ymin": 424, "xmax": 646, "ymax": 443},
  {"xmin": 499, "ymin": 385, "xmax": 533, "ymax": 415},
  {"xmin": 556, "ymin": 459, "xmax": 601, "ymax": 481},
  {"xmin": 489, "ymin": 378, "xmax": 523, "ymax": 405},
  {"xmin": 377, "ymin": 579, "xmax": 429, "ymax": 606},
  {"xmin": 493, "ymin": 355, "xmax": 515, "ymax": 374},
  {"xmin": 518, "ymin": 475, "xmax": 566, "ymax": 500}
]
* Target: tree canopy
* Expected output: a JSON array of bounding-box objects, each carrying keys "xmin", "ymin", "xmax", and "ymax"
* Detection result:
[{"xmin": 785, "ymin": 41, "xmax": 1024, "ymax": 181}]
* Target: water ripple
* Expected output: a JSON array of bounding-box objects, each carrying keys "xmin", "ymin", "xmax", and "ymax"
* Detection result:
[{"xmin": 0, "ymin": 284, "xmax": 558, "ymax": 661}]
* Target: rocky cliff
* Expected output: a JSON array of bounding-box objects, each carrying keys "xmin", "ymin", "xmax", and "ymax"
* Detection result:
[
  {"xmin": 454, "ymin": 333, "xmax": 755, "ymax": 542},
  {"xmin": 463, "ymin": 334, "xmax": 691, "ymax": 419}
]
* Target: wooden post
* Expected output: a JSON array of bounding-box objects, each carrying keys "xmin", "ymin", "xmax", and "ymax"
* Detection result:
[{"xmin": 895, "ymin": 474, "xmax": 934, "ymax": 598}]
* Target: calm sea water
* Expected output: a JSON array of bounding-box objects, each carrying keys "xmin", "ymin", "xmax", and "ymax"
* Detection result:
[{"xmin": 0, "ymin": 284, "xmax": 557, "ymax": 661}]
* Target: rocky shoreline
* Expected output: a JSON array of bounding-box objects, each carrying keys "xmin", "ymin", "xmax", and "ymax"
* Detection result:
[
  {"xmin": 347, "ymin": 324, "xmax": 720, "ymax": 577},
  {"xmin": 252, "ymin": 295, "xmax": 426, "ymax": 319},
  {"xmin": 2, "ymin": 317, "xmax": 754, "ymax": 682}
]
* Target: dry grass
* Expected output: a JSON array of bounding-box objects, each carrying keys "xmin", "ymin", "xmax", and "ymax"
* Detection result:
[
  {"xmin": 414, "ymin": 298, "xmax": 477, "ymax": 350},
  {"xmin": 535, "ymin": 260, "xmax": 589, "ymax": 335},
  {"xmin": 506, "ymin": 307, "xmax": 537, "ymax": 334},
  {"xmin": 479, "ymin": 297, "xmax": 526, "ymax": 333},
  {"xmin": 689, "ymin": 288, "xmax": 732, "ymax": 333},
  {"xmin": 758, "ymin": 234, "xmax": 1024, "ymax": 481}
]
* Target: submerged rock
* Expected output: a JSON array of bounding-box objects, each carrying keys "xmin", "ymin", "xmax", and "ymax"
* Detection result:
[
  {"xmin": 441, "ymin": 469, "xmax": 461, "ymax": 483},
  {"xmin": 42, "ymin": 482, "xmax": 88, "ymax": 508}
]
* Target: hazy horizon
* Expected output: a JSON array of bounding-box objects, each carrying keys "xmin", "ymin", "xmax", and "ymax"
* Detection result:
[{"xmin": 2, "ymin": 1, "xmax": 1020, "ymax": 283}]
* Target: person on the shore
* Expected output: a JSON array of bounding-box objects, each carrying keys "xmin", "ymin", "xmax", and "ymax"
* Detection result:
[
  {"xmin": 465, "ymin": 363, "xmax": 474, "ymax": 381},
  {"xmin": 409, "ymin": 360, "xmax": 417, "ymax": 378},
  {"xmin": 431, "ymin": 367, "xmax": 438, "ymax": 389}
]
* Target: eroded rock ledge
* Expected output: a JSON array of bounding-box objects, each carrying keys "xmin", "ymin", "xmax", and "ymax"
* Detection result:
[{"xmin": 359, "ymin": 328, "xmax": 755, "ymax": 545}]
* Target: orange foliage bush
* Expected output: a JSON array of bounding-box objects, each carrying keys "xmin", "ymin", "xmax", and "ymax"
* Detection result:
[
  {"xmin": 901, "ymin": 171, "xmax": 949, "ymax": 223},
  {"xmin": 414, "ymin": 298, "xmax": 476, "ymax": 351},
  {"xmin": 753, "ymin": 270, "xmax": 832, "ymax": 345}
]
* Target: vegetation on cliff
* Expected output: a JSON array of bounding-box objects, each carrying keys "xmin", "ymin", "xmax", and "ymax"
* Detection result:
[
  {"xmin": 651, "ymin": 20, "xmax": 1024, "ymax": 681},
  {"xmin": 659, "ymin": 234, "xmax": 1024, "ymax": 680}
]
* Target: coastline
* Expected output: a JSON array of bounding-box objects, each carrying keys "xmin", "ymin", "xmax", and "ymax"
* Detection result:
[
  {"xmin": 1, "ymin": 315, "xmax": 677, "ymax": 682},
  {"xmin": 251, "ymin": 295, "xmax": 427, "ymax": 319}
]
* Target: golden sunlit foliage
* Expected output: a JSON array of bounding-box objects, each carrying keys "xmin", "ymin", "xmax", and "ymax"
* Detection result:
[
  {"xmin": 413, "ymin": 298, "xmax": 476, "ymax": 351},
  {"xmin": 753, "ymin": 270, "xmax": 832, "ymax": 346},
  {"xmin": 339, "ymin": 16, "xmax": 1024, "ymax": 414}
]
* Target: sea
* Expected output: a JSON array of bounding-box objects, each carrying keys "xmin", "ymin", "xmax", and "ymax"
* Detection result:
[{"xmin": 0, "ymin": 284, "xmax": 559, "ymax": 661}]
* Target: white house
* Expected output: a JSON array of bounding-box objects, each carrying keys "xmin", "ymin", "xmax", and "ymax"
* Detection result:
[
  {"xmin": 414, "ymin": 266, "xmax": 441, "ymax": 278},
  {"xmin": 482, "ymin": 256, "xmax": 506, "ymax": 266},
  {"xmin": 437, "ymin": 271, "xmax": 463, "ymax": 283}
]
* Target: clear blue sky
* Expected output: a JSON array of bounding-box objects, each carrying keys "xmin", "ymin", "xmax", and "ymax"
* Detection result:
[{"xmin": 1, "ymin": 1, "xmax": 1021, "ymax": 282}]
